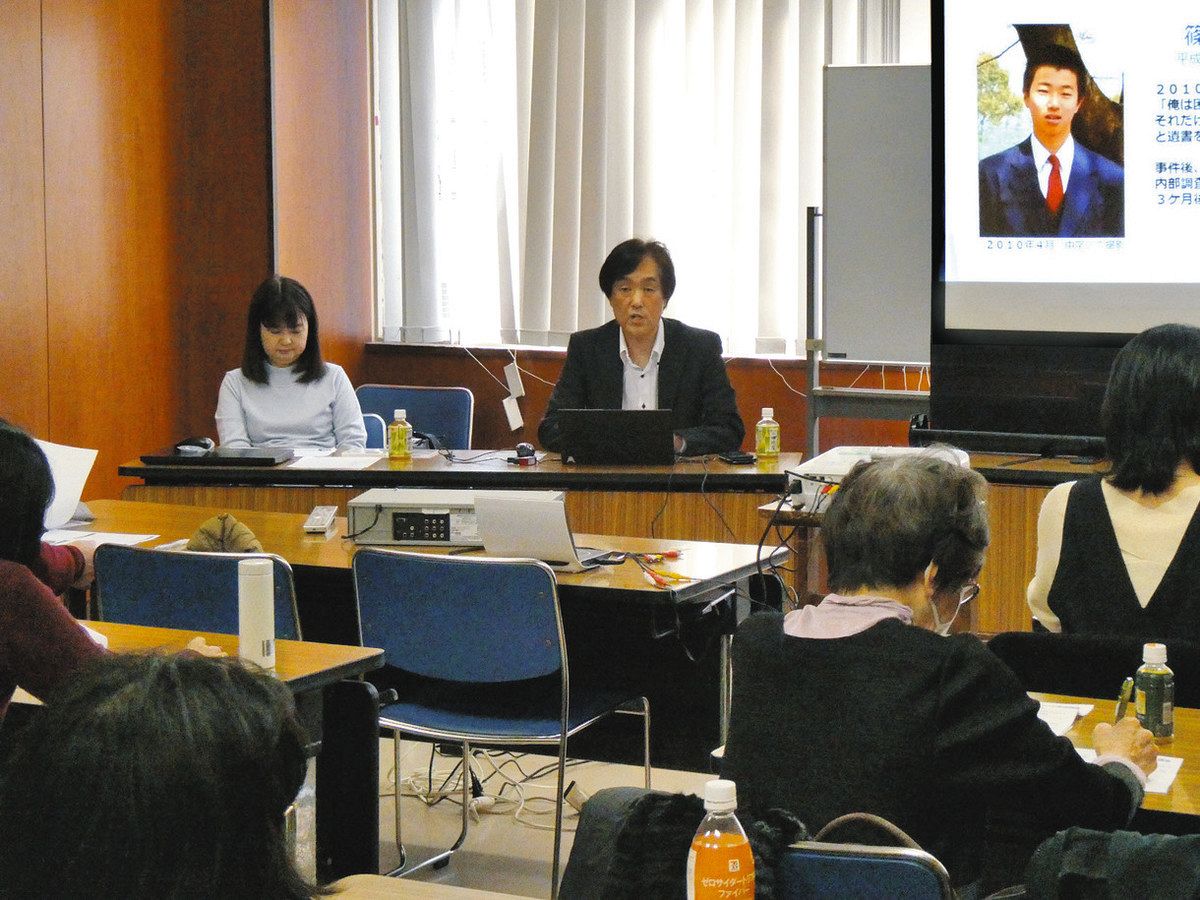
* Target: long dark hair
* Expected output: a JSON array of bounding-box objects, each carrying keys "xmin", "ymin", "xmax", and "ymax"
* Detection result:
[
  {"xmin": 0, "ymin": 653, "xmax": 318, "ymax": 899},
  {"xmin": 0, "ymin": 421, "xmax": 54, "ymax": 567},
  {"xmin": 241, "ymin": 275, "xmax": 327, "ymax": 384},
  {"xmin": 1104, "ymin": 324, "xmax": 1200, "ymax": 494}
]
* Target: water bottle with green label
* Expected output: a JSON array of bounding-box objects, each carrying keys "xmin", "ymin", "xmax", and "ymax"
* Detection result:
[{"xmin": 1135, "ymin": 642, "xmax": 1174, "ymax": 740}]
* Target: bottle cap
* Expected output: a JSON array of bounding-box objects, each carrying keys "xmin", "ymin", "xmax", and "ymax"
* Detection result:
[
  {"xmin": 762, "ymin": 407, "xmax": 774, "ymax": 419},
  {"xmin": 394, "ymin": 409, "xmax": 406, "ymax": 420},
  {"xmin": 1143, "ymin": 642, "xmax": 1167, "ymax": 664},
  {"xmin": 703, "ymin": 778, "xmax": 737, "ymax": 812}
]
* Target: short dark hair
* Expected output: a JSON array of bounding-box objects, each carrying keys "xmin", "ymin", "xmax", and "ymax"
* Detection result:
[
  {"xmin": 822, "ymin": 453, "xmax": 989, "ymax": 595},
  {"xmin": 598, "ymin": 238, "xmax": 676, "ymax": 301},
  {"xmin": 242, "ymin": 275, "xmax": 326, "ymax": 384},
  {"xmin": 0, "ymin": 653, "xmax": 316, "ymax": 898},
  {"xmin": 0, "ymin": 421, "xmax": 54, "ymax": 567},
  {"xmin": 1103, "ymin": 323, "xmax": 1200, "ymax": 494},
  {"xmin": 1022, "ymin": 43, "xmax": 1088, "ymax": 99}
]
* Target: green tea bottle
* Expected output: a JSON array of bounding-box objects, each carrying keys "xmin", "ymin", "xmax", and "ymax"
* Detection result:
[{"xmin": 1135, "ymin": 642, "xmax": 1174, "ymax": 740}]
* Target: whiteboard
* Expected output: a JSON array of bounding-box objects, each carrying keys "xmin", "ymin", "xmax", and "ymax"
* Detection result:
[{"xmin": 822, "ymin": 65, "xmax": 931, "ymax": 363}]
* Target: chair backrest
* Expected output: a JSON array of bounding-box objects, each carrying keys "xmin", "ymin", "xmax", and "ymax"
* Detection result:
[
  {"xmin": 777, "ymin": 841, "xmax": 953, "ymax": 900},
  {"xmin": 362, "ymin": 412, "xmax": 386, "ymax": 449},
  {"xmin": 355, "ymin": 384, "xmax": 475, "ymax": 449},
  {"xmin": 987, "ymin": 631, "xmax": 1200, "ymax": 706},
  {"xmin": 94, "ymin": 544, "xmax": 301, "ymax": 640},
  {"xmin": 351, "ymin": 548, "xmax": 562, "ymax": 683}
]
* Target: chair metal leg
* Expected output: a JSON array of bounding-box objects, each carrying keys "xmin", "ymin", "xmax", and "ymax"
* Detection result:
[
  {"xmin": 641, "ymin": 697, "xmax": 652, "ymax": 789},
  {"xmin": 385, "ymin": 730, "xmax": 406, "ymax": 876},
  {"xmin": 550, "ymin": 736, "xmax": 568, "ymax": 900},
  {"xmin": 392, "ymin": 740, "xmax": 474, "ymax": 879}
]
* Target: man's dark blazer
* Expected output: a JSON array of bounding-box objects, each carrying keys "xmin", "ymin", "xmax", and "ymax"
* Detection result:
[
  {"xmin": 978, "ymin": 137, "xmax": 1124, "ymax": 237},
  {"xmin": 537, "ymin": 318, "xmax": 745, "ymax": 457}
]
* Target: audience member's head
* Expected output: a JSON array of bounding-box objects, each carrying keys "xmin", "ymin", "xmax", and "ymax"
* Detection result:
[
  {"xmin": 822, "ymin": 452, "xmax": 988, "ymax": 630},
  {"xmin": 0, "ymin": 652, "xmax": 313, "ymax": 899},
  {"xmin": 0, "ymin": 420, "xmax": 54, "ymax": 568},
  {"xmin": 242, "ymin": 275, "xmax": 326, "ymax": 385},
  {"xmin": 1103, "ymin": 323, "xmax": 1200, "ymax": 495}
]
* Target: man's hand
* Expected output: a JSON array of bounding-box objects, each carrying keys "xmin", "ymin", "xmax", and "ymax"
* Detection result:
[{"xmin": 1093, "ymin": 716, "xmax": 1158, "ymax": 776}]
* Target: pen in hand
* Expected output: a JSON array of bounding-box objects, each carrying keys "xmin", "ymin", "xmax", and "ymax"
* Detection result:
[{"xmin": 1115, "ymin": 676, "xmax": 1134, "ymax": 722}]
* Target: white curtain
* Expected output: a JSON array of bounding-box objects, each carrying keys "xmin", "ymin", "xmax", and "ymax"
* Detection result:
[{"xmin": 375, "ymin": 0, "xmax": 926, "ymax": 354}]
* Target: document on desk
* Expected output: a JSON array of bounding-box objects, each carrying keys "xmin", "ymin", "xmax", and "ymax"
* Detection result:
[
  {"xmin": 1036, "ymin": 701, "xmax": 1094, "ymax": 736},
  {"xmin": 35, "ymin": 439, "xmax": 98, "ymax": 528},
  {"xmin": 288, "ymin": 455, "xmax": 378, "ymax": 470},
  {"xmin": 42, "ymin": 530, "xmax": 158, "ymax": 547},
  {"xmin": 1076, "ymin": 748, "xmax": 1183, "ymax": 794}
]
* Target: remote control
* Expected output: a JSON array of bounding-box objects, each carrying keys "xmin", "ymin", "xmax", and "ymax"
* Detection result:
[{"xmin": 303, "ymin": 505, "xmax": 338, "ymax": 534}]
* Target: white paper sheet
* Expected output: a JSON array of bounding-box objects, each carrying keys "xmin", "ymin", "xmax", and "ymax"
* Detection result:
[
  {"xmin": 1036, "ymin": 701, "xmax": 1095, "ymax": 737},
  {"xmin": 42, "ymin": 530, "xmax": 157, "ymax": 547},
  {"xmin": 1076, "ymin": 748, "xmax": 1184, "ymax": 794},
  {"xmin": 34, "ymin": 439, "xmax": 98, "ymax": 529},
  {"xmin": 291, "ymin": 447, "xmax": 336, "ymax": 458},
  {"xmin": 287, "ymin": 455, "xmax": 378, "ymax": 471}
]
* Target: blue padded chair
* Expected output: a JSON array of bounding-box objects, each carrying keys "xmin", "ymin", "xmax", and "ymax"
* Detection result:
[
  {"xmin": 355, "ymin": 384, "xmax": 475, "ymax": 449},
  {"xmin": 362, "ymin": 412, "xmax": 387, "ymax": 449},
  {"xmin": 94, "ymin": 544, "xmax": 301, "ymax": 640},
  {"xmin": 351, "ymin": 548, "xmax": 650, "ymax": 897},
  {"xmin": 777, "ymin": 841, "xmax": 953, "ymax": 899}
]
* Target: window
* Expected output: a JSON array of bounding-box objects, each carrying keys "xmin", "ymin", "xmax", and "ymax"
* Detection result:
[{"xmin": 373, "ymin": 0, "xmax": 928, "ymax": 355}]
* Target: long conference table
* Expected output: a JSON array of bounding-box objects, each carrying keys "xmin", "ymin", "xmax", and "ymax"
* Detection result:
[
  {"xmin": 80, "ymin": 498, "xmax": 789, "ymax": 772},
  {"xmin": 119, "ymin": 451, "xmax": 805, "ymax": 548}
]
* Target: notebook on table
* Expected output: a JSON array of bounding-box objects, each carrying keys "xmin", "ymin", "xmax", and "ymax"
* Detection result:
[
  {"xmin": 557, "ymin": 408, "xmax": 676, "ymax": 465},
  {"xmin": 474, "ymin": 492, "xmax": 611, "ymax": 573},
  {"xmin": 139, "ymin": 447, "xmax": 294, "ymax": 467}
]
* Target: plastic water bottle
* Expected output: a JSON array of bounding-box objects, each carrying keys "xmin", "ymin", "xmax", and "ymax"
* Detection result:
[
  {"xmin": 687, "ymin": 779, "xmax": 755, "ymax": 899},
  {"xmin": 755, "ymin": 407, "xmax": 780, "ymax": 458},
  {"xmin": 237, "ymin": 557, "xmax": 275, "ymax": 669},
  {"xmin": 388, "ymin": 408, "xmax": 412, "ymax": 460},
  {"xmin": 1136, "ymin": 642, "xmax": 1174, "ymax": 740}
]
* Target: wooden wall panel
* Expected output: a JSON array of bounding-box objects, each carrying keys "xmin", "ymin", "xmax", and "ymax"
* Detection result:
[
  {"xmin": 0, "ymin": 0, "xmax": 50, "ymax": 435},
  {"xmin": 361, "ymin": 344, "xmax": 914, "ymax": 452},
  {"xmin": 174, "ymin": 1, "xmax": 274, "ymax": 441},
  {"xmin": 271, "ymin": 0, "xmax": 373, "ymax": 386},
  {"xmin": 42, "ymin": 0, "xmax": 182, "ymax": 499},
  {"xmin": 9, "ymin": 1, "xmax": 275, "ymax": 500}
]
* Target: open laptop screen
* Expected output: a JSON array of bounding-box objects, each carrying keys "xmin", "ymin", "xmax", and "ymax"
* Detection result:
[{"xmin": 557, "ymin": 409, "xmax": 675, "ymax": 465}]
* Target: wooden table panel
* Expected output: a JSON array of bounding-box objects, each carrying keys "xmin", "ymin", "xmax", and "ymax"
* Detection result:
[{"xmin": 1035, "ymin": 692, "xmax": 1200, "ymax": 817}]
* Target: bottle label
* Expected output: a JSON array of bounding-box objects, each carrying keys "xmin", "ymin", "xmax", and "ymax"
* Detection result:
[
  {"xmin": 687, "ymin": 832, "xmax": 755, "ymax": 899},
  {"xmin": 755, "ymin": 422, "xmax": 780, "ymax": 457},
  {"xmin": 1136, "ymin": 671, "xmax": 1175, "ymax": 738},
  {"xmin": 388, "ymin": 421, "xmax": 412, "ymax": 459}
]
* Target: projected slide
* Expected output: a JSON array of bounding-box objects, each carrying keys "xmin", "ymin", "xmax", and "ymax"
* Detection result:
[{"xmin": 941, "ymin": 1, "xmax": 1200, "ymax": 335}]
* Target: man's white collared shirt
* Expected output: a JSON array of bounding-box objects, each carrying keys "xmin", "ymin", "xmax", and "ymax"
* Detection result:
[
  {"xmin": 1031, "ymin": 133, "xmax": 1075, "ymax": 199},
  {"xmin": 619, "ymin": 323, "xmax": 665, "ymax": 411}
]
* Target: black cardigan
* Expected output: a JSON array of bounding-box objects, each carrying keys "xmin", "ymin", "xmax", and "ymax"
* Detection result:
[{"xmin": 721, "ymin": 613, "xmax": 1141, "ymax": 886}]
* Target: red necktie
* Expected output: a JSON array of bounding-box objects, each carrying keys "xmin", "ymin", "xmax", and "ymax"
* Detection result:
[{"xmin": 1046, "ymin": 154, "xmax": 1063, "ymax": 215}]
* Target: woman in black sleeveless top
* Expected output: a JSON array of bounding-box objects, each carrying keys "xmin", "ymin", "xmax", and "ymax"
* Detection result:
[{"xmin": 1028, "ymin": 324, "xmax": 1200, "ymax": 639}]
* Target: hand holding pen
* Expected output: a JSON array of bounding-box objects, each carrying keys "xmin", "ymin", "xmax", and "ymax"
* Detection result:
[{"xmin": 1115, "ymin": 676, "xmax": 1134, "ymax": 721}]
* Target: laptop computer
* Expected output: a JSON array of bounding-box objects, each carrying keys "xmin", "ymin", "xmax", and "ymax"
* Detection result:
[
  {"xmin": 557, "ymin": 409, "xmax": 676, "ymax": 465},
  {"xmin": 139, "ymin": 447, "xmax": 294, "ymax": 467},
  {"xmin": 474, "ymin": 492, "xmax": 611, "ymax": 573}
]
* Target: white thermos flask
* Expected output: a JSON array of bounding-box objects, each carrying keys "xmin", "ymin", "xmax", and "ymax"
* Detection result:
[{"xmin": 238, "ymin": 557, "xmax": 276, "ymax": 668}]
